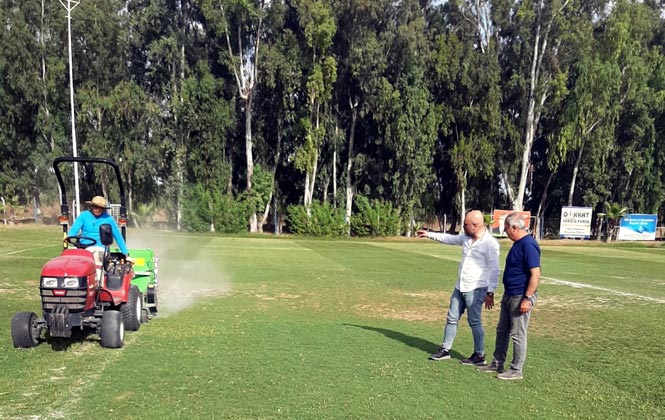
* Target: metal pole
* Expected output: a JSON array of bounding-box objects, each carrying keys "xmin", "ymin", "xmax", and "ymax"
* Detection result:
[{"xmin": 59, "ymin": 0, "xmax": 81, "ymax": 217}]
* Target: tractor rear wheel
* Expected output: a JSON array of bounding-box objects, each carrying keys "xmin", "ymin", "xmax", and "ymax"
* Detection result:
[
  {"xmin": 11, "ymin": 312, "xmax": 41, "ymax": 348},
  {"xmin": 100, "ymin": 310, "xmax": 124, "ymax": 348},
  {"xmin": 121, "ymin": 285, "xmax": 141, "ymax": 331}
]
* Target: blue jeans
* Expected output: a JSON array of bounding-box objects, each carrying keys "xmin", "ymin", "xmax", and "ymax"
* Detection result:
[
  {"xmin": 441, "ymin": 287, "xmax": 488, "ymax": 355},
  {"xmin": 492, "ymin": 293, "xmax": 537, "ymax": 371}
]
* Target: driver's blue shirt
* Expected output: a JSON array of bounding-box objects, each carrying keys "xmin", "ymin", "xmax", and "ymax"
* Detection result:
[{"xmin": 67, "ymin": 210, "xmax": 129, "ymax": 255}]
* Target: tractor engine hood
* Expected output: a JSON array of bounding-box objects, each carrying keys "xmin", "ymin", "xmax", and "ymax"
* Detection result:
[{"xmin": 42, "ymin": 251, "xmax": 96, "ymax": 277}]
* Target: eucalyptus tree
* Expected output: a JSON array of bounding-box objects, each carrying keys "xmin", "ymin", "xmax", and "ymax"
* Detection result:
[
  {"xmin": 326, "ymin": 0, "xmax": 384, "ymax": 232},
  {"xmin": 105, "ymin": 81, "xmax": 160, "ymax": 213},
  {"xmin": 72, "ymin": 1, "xmax": 157, "ymax": 210},
  {"xmin": 428, "ymin": 0, "xmax": 501, "ymax": 222},
  {"xmin": 603, "ymin": 0, "xmax": 664, "ymax": 214},
  {"xmin": 371, "ymin": 0, "xmax": 439, "ymax": 234},
  {"xmin": 35, "ymin": 0, "xmax": 69, "ymax": 197},
  {"xmin": 540, "ymin": 0, "xmax": 615, "ymax": 212},
  {"xmin": 126, "ymin": 0, "xmax": 206, "ymax": 229},
  {"xmin": 201, "ymin": 0, "xmax": 268, "ymax": 232},
  {"xmin": 493, "ymin": 0, "xmax": 599, "ymax": 211},
  {"xmin": 175, "ymin": 64, "xmax": 236, "ymax": 231},
  {"xmin": 557, "ymin": 57, "xmax": 620, "ymax": 208},
  {"xmin": 255, "ymin": 1, "xmax": 303, "ymax": 230},
  {"xmin": 74, "ymin": 0, "xmax": 132, "ymax": 152},
  {"xmin": 290, "ymin": 0, "xmax": 337, "ymax": 209},
  {"xmin": 0, "ymin": 1, "xmax": 52, "ymax": 205},
  {"xmin": 332, "ymin": 0, "xmax": 395, "ymax": 231}
]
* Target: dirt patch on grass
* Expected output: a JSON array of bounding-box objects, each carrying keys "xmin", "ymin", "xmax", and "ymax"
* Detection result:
[
  {"xmin": 354, "ymin": 302, "xmax": 443, "ymax": 322},
  {"xmin": 352, "ymin": 289, "xmax": 452, "ymax": 322},
  {"xmin": 252, "ymin": 292, "xmax": 301, "ymax": 301},
  {"xmin": 395, "ymin": 290, "xmax": 450, "ymax": 300}
]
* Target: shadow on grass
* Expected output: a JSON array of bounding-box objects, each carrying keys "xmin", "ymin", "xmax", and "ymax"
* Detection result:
[
  {"xmin": 343, "ymin": 324, "xmax": 464, "ymax": 360},
  {"xmin": 46, "ymin": 329, "xmax": 99, "ymax": 351}
]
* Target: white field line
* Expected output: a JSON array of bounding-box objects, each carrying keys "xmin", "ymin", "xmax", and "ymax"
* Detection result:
[
  {"xmin": 412, "ymin": 252, "xmax": 665, "ymax": 304},
  {"xmin": 41, "ymin": 336, "xmax": 132, "ymax": 420},
  {"xmin": 541, "ymin": 276, "xmax": 665, "ymax": 304},
  {"xmin": 562, "ymin": 271, "xmax": 633, "ymax": 280},
  {"xmin": 0, "ymin": 245, "xmax": 58, "ymax": 257}
]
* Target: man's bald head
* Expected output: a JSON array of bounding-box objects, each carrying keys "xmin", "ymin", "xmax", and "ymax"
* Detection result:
[{"xmin": 463, "ymin": 210, "xmax": 486, "ymax": 239}]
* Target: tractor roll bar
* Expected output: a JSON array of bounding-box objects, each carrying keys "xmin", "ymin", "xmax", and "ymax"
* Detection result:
[{"xmin": 53, "ymin": 157, "xmax": 128, "ymax": 241}]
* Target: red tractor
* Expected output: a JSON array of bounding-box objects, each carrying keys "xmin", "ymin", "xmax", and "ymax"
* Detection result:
[{"xmin": 10, "ymin": 157, "xmax": 157, "ymax": 349}]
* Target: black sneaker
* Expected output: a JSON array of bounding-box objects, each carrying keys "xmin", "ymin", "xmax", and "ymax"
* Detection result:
[
  {"xmin": 460, "ymin": 352, "xmax": 486, "ymax": 366},
  {"xmin": 477, "ymin": 361, "xmax": 505, "ymax": 373},
  {"xmin": 428, "ymin": 347, "xmax": 451, "ymax": 361}
]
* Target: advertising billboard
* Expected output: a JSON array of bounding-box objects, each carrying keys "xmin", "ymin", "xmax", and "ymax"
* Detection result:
[
  {"xmin": 617, "ymin": 214, "xmax": 658, "ymax": 241},
  {"xmin": 559, "ymin": 206, "xmax": 593, "ymax": 239}
]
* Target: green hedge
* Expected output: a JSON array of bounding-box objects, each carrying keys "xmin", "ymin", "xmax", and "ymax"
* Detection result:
[
  {"xmin": 350, "ymin": 196, "xmax": 400, "ymax": 237},
  {"xmin": 286, "ymin": 201, "xmax": 346, "ymax": 237},
  {"xmin": 182, "ymin": 184, "xmax": 250, "ymax": 233}
]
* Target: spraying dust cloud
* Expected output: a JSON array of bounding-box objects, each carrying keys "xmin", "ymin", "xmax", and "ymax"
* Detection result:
[{"xmin": 128, "ymin": 230, "xmax": 233, "ymax": 316}]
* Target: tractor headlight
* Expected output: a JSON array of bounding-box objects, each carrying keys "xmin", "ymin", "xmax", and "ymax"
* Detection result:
[
  {"xmin": 42, "ymin": 277, "xmax": 58, "ymax": 288},
  {"xmin": 63, "ymin": 277, "xmax": 80, "ymax": 288}
]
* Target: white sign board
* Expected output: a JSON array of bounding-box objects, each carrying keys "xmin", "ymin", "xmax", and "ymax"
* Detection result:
[{"xmin": 559, "ymin": 206, "xmax": 593, "ymax": 239}]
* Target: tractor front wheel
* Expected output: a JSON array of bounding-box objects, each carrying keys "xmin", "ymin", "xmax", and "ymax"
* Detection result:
[
  {"xmin": 121, "ymin": 285, "xmax": 142, "ymax": 331},
  {"xmin": 11, "ymin": 312, "xmax": 41, "ymax": 348},
  {"xmin": 100, "ymin": 310, "xmax": 124, "ymax": 348}
]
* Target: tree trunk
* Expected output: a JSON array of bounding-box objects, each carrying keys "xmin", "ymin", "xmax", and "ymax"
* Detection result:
[
  {"xmin": 501, "ymin": 172, "xmax": 515, "ymax": 209},
  {"xmin": 536, "ymin": 170, "xmax": 555, "ymax": 220},
  {"xmin": 245, "ymin": 93, "xmax": 258, "ymax": 232},
  {"xmin": 333, "ymin": 129, "xmax": 337, "ymax": 208},
  {"xmin": 209, "ymin": 199, "xmax": 215, "ymax": 232},
  {"xmin": 39, "ymin": 0, "xmax": 53, "ymax": 153},
  {"xmin": 322, "ymin": 176, "xmax": 330, "ymax": 203},
  {"xmin": 344, "ymin": 100, "xmax": 358, "ymax": 233},
  {"xmin": 226, "ymin": 142, "xmax": 233, "ymax": 195},
  {"xmin": 459, "ymin": 170, "xmax": 467, "ymax": 226},
  {"xmin": 219, "ymin": 1, "xmax": 263, "ymax": 232},
  {"xmin": 515, "ymin": 3, "xmax": 553, "ymax": 210},
  {"xmin": 567, "ymin": 135, "xmax": 587, "ymax": 206},
  {"xmin": 304, "ymin": 102, "xmax": 321, "ymax": 209},
  {"xmin": 175, "ymin": 147, "xmax": 184, "ymax": 232},
  {"xmin": 258, "ymin": 123, "xmax": 283, "ymax": 231}
]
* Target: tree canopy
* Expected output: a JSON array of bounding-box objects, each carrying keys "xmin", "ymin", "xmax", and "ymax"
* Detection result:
[{"xmin": 1, "ymin": 0, "xmax": 664, "ymax": 234}]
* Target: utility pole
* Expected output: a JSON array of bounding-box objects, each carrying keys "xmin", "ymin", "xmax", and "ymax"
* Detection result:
[{"xmin": 59, "ymin": 0, "xmax": 81, "ymax": 217}]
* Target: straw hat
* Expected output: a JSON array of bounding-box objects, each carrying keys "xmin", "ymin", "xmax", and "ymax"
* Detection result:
[{"xmin": 85, "ymin": 196, "xmax": 108, "ymax": 209}]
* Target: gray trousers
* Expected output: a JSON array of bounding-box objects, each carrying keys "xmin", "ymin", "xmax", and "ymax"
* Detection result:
[{"xmin": 492, "ymin": 293, "xmax": 536, "ymax": 371}]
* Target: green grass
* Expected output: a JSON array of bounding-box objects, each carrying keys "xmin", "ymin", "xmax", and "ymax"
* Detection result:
[{"xmin": 0, "ymin": 226, "xmax": 664, "ymax": 419}]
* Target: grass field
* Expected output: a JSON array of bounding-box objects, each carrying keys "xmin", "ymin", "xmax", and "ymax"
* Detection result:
[{"xmin": 1, "ymin": 225, "xmax": 664, "ymax": 419}]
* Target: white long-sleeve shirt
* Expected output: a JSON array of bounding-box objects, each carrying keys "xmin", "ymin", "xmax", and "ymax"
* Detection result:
[{"xmin": 426, "ymin": 229, "xmax": 500, "ymax": 293}]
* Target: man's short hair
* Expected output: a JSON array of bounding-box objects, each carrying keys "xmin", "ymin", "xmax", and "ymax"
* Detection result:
[{"xmin": 504, "ymin": 212, "xmax": 526, "ymax": 230}]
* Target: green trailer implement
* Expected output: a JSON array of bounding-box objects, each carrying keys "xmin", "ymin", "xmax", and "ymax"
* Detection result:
[{"xmin": 127, "ymin": 247, "xmax": 159, "ymax": 318}]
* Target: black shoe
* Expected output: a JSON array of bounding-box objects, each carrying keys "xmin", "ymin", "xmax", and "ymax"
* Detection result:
[
  {"xmin": 477, "ymin": 361, "xmax": 505, "ymax": 373},
  {"xmin": 460, "ymin": 352, "xmax": 486, "ymax": 366},
  {"xmin": 428, "ymin": 347, "xmax": 451, "ymax": 361}
]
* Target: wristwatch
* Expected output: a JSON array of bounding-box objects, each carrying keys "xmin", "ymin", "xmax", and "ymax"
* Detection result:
[
  {"xmin": 523, "ymin": 294, "xmax": 533, "ymax": 303},
  {"xmin": 486, "ymin": 292, "xmax": 494, "ymax": 297}
]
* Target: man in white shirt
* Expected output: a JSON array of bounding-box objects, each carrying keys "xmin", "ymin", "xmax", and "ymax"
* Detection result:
[{"xmin": 417, "ymin": 210, "xmax": 500, "ymax": 365}]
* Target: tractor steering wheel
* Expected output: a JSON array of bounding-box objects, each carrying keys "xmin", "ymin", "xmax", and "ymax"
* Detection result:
[{"xmin": 64, "ymin": 235, "xmax": 98, "ymax": 249}]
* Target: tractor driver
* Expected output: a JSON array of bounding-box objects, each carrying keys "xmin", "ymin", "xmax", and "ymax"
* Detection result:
[{"xmin": 68, "ymin": 196, "xmax": 129, "ymax": 266}]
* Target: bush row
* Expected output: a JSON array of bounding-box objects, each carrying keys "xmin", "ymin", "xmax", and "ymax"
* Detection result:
[{"xmin": 182, "ymin": 185, "xmax": 401, "ymax": 237}]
